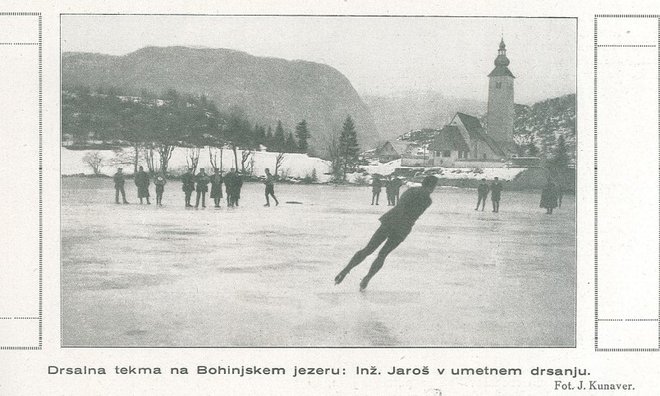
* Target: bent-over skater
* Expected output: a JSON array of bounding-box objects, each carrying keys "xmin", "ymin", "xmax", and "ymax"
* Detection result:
[{"xmin": 334, "ymin": 175, "xmax": 438, "ymax": 291}]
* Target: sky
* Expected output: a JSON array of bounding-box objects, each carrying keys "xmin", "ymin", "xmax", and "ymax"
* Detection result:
[{"xmin": 61, "ymin": 15, "xmax": 576, "ymax": 104}]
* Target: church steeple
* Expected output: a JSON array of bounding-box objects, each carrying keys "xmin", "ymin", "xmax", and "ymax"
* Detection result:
[
  {"xmin": 489, "ymin": 38, "xmax": 514, "ymax": 78},
  {"xmin": 486, "ymin": 37, "xmax": 515, "ymax": 151}
]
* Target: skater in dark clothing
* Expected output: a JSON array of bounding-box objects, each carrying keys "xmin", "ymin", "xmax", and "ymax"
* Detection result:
[
  {"xmin": 181, "ymin": 168, "xmax": 195, "ymax": 208},
  {"xmin": 371, "ymin": 175, "xmax": 383, "ymax": 205},
  {"xmin": 391, "ymin": 176, "xmax": 403, "ymax": 205},
  {"xmin": 264, "ymin": 168, "xmax": 279, "ymax": 207},
  {"xmin": 475, "ymin": 178, "xmax": 489, "ymax": 211},
  {"xmin": 210, "ymin": 168, "xmax": 224, "ymax": 208},
  {"xmin": 113, "ymin": 168, "xmax": 129, "ymax": 204},
  {"xmin": 224, "ymin": 168, "xmax": 236, "ymax": 207},
  {"xmin": 335, "ymin": 175, "xmax": 438, "ymax": 291},
  {"xmin": 134, "ymin": 166, "xmax": 151, "ymax": 204},
  {"xmin": 556, "ymin": 183, "xmax": 564, "ymax": 208},
  {"xmin": 234, "ymin": 172, "xmax": 244, "ymax": 206},
  {"xmin": 385, "ymin": 176, "xmax": 395, "ymax": 206},
  {"xmin": 194, "ymin": 168, "xmax": 210, "ymax": 208},
  {"xmin": 491, "ymin": 177, "xmax": 503, "ymax": 213},
  {"xmin": 154, "ymin": 173, "xmax": 166, "ymax": 206},
  {"xmin": 540, "ymin": 181, "xmax": 559, "ymax": 214}
]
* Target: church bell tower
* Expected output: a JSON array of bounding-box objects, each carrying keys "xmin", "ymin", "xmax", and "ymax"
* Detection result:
[{"xmin": 486, "ymin": 38, "xmax": 515, "ymax": 151}]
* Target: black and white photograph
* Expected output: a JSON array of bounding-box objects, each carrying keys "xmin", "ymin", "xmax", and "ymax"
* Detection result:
[{"xmin": 60, "ymin": 15, "xmax": 576, "ymax": 347}]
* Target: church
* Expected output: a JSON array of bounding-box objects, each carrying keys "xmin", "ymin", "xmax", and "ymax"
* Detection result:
[{"xmin": 430, "ymin": 38, "xmax": 518, "ymax": 167}]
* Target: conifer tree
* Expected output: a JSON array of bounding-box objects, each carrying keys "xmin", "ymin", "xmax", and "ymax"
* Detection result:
[
  {"xmin": 273, "ymin": 120, "xmax": 286, "ymax": 152},
  {"xmin": 295, "ymin": 119, "xmax": 311, "ymax": 153},
  {"xmin": 285, "ymin": 132, "xmax": 298, "ymax": 153},
  {"xmin": 339, "ymin": 115, "xmax": 360, "ymax": 180}
]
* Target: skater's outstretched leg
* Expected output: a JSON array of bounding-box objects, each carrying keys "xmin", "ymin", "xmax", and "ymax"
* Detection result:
[
  {"xmin": 335, "ymin": 225, "xmax": 388, "ymax": 285},
  {"xmin": 359, "ymin": 235, "xmax": 404, "ymax": 291}
]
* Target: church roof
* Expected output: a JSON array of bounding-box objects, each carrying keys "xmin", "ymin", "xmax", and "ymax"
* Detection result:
[
  {"xmin": 455, "ymin": 113, "xmax": 507, "ymax": 157},
  {"xmin": 488, "ymin": 66, "xmax": 515, "ymax": 78},
  {"xmin": 429, "ymin": 126, "xmax": 470, "ymax": 152}
]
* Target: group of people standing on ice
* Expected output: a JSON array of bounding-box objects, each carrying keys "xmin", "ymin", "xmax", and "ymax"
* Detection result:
[
  {"xmin": 370, "ymin": 175, "xmax": 404, "ymax": 206},
  {"xmin": 112, "ymin": 166, "xmax": 278, "ymax": 208},
  {"xmin": 473, "ymin": 177, "xmax": 563, "ymax": 214}
]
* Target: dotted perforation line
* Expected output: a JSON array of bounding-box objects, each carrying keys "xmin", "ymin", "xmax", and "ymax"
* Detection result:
[
  {"xmin": 0, "ymin": 317, "xmax": 39, "ymax": 320},
  {"xmin": 0, "ymin": 42, "xmax": 39, "ymax": 45},
  {"xmin": 598, "ymin": 318, "xmax": 660, "ymax": 322},
  {"xmin": 596, "ymin": 14, "xmax": 660, "ymax": 18},
  {"xmin": 0, "ymin": 12, "xmax": 39, "ymax": 16},
  {"xmin": 597, "ymin": 348, "xmax": 660, "ymax": 352},
  {"xmin": 597, "ymin": 44, "xmax": 657, "ymax": 48},
  {"xmin": 38, "ymin": 13, "xmax": 43, "ymax": 348},
  {"xmin": 594, "ymin": 16, "xmax": 599, "ymax": 350},
  {"xmin": 657, "ymin": 16, "xmax": 660, "ymax": 350},
  {"xmin": 0, "ymin": 346, "xmax": 40, "ymax": 350}
]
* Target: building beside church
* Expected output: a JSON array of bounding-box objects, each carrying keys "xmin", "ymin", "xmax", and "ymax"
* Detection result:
[{"xmin": 430, "ymin": 38, "xmax": 518, "ymax": 167}]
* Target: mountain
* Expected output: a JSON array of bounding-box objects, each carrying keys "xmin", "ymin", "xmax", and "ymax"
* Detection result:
[
  {"xmin": 62, "ymin": 46, "xmax": 380, "ymax": 155},
  {"xmin": 362, "ymin": 91, "xmax": 486, "ymax": 142},
  {"xmin": 513, "ymin": 94, "xmax": 576, "ymax": 161}
]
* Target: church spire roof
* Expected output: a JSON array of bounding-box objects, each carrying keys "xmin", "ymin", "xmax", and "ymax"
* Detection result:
[{"xmin": 488, "ymin": 38, "xmax": 515, "ymax": 78}]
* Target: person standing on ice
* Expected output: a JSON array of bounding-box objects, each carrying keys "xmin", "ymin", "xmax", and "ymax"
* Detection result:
[
  {"xmin": 181, "ymin": 168, "xmax": 195, "ymax": 208},
  {"xmin": 113, "ymin": 167, "xmax": 129, "ymax": 204},
  {"xmin": 371, "ymin": 175, "xmax": 383, "ymax": 205},
  {"xmin": 224, "ymin": 168, "xmax": 236, "ymax": 207},
  {"xmin": 234, "ymin": 171, "xmax": 244, "ymax": 206},
  {"xmin": 475, "ymin": 178, "xmax": 489, "ymax": 211},
  {"xmin": 194, "ymin": 168, "xmax": 210, "ymax": 208},
  {"xmin": 391, "ymin": 176, "xmax": 403, "ymax": 205},
  {"xmin": 490, "ymin": 177, "xmax": 503, "ymax": 213},
  {"xmin": 263, "ymin": 168, "xmax": 279, "ymax": 207},
  {"xmin": 335, "ymin": 175, "xmax": 438, "ymax": 291},
  {"xmin": 385, "ymin": 176, "xmax": 395, "ymax": 206},
  {"xmin": 154, "ymin": 172, "xmax": 167, "ymax": 206},
  {"xmin": 210, "ymin": 168, "xmax": 224, "ymax": 208},
  {"xmin": 134, "ymin": 166, "xmax": 151, "ymax": 205},
  {"xmin": 540, "ymin": 181, "xmax": 558, "ymax": 214}
]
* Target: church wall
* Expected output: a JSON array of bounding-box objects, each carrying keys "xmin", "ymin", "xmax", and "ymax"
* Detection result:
[{"xmin": 486, "ymin": 75, "xmax": 515, "ymax": 144}]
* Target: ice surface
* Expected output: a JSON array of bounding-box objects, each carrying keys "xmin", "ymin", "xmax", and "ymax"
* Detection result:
[{"xmin": 61, "ymin": 177, "xmax": 575, "ymax": 347}]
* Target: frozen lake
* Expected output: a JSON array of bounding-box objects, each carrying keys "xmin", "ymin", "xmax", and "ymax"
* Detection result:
[{"xmin": 61, "ymin": 177, "xmax": 575, "ymax": 347}]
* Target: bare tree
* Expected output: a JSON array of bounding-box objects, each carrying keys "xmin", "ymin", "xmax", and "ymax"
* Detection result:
[
  {"xmin": 107, "ymin": 148, "xmax": 134, "ymax": 168},
  {"xmin": 186, "ymin": 147, "xmax": 201, "ymax": 175},
  {"xmin": 142, "ymin": 144, "xmax": 159, "ymax": 174},
  {"xmin": 157, "ymin": 144, "xmax": 174, "ymax": 175},
  {"xmin": 275, "ymin": 152, "xmax": 286, "ymax": 178},
  {"xmin": 82, "ymin": 151, "xmax": 104, "ymax": 175},
  {"xmin": 241, "ymin": 149, "xmax": 253, "ymax": 174},
  {"xmin": 324, "ymin": 131, "xmax": 343, "ymax": 181}
]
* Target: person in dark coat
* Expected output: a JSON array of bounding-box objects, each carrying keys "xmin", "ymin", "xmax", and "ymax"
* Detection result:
[
  {"xmin": 234, "ymin": 172, "xmax": 244, "ymax": 207},
  {"xmin": 371, "ymin": 175, "xmax": 383, "ymax": 205},
  {"xmin": 335, "ymin": 175, "xmax": 438, "ymax": 291},
  {"xmin": 540, "ymin": 181, "xmax": 559, "ymax": 214},
  {"xmin": 475, "ymin": 178, "xmax": 489, "ymax": 211},
  {"xmin": 181, "ymin": 168, "xmax": 195, "ymax": 208},
  {"xmin": 210, "ymin": 168, "xmax": 224, "ymax": 208},
  {"xmin": 154, "ymin": 172, "xmax": 167, "ymax": 206},
  {"xmin": 385, "ymin": 176, "xmax": 395, "ymax": 206},
  {"xmin": 113, "ymin": 167, "xmax": 129, "ymax": 204},
  {"xmin": 134, "ymin": 166, "xmax": 151, "ymax": 204},
  {"xmin": 491, "ymin": 177, "xmax": 503, "ymax": 213},
  {"xmin": 391, "ymin": 176, "xmax": 403, "ymax": 205},
  {"xmin": 264, "ymin": 168, "xmax": 279, "ymax": 207},
  {"xmin": 194, "ymin": 168, "xmax": 210, "ymax": 208},
  {"xmin": 224, "ymin": 168, "xmax": 236, "ymax": 207}
]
